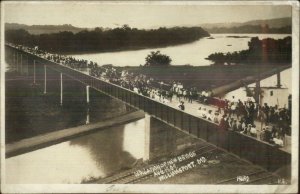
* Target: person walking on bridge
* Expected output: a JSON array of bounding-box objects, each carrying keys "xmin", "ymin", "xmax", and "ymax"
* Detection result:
[{"xmin": 178, "ymin": 101, "xmax": 185, "ymax": 111}]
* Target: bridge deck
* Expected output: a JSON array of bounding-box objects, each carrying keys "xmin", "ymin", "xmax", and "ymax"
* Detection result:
[{"xmin": 6, "ymin": 111, "xmax": 144, "ymax": 158}]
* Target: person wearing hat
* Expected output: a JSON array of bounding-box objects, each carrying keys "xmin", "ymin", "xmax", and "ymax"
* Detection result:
[
  {"xmin": 207, "ymin": 110, "xmax": 213, "ymax": 121},
  {"xmin": 213, "ymin": 111, "xmax": 219, "ymax": 124},
  {"xmin": 259, "ymin": 127, "xmax": 266, "ymax": 141},
  {"xmin": 219, "ymin": 114, "xmax": 229, "ymax": 131},
  {"xmin": 231, "ymin": 120, "xmax": 238, "ymax": 131},
  {"xmin": 264, "ymin": 125, "xmax": 272, "ymax": 143},
  {"xmin": 178, "ymin": 101, "xmax": 185, "ymax": 111}
]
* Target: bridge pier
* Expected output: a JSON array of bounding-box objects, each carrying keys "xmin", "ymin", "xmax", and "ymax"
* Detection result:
[
  {"xmin": 33, "ymin": 60, "xmax": 36, "ymax": 85},
  {"xmin": 16, "ymin": 52, "xmax": 19, "ymax": 73},
  {"xmin": 26, "ymin": 55, "xmax": 29, "ymax": 76},
  {"xmin": 85, "ymin": 86, "xmax": 90, "ymax": 124},
  {"xmin": 86, "ymin": 107, "xmax": 90, "ymax": 124},
  {"xmin": 144, "ymin": 114, "xmax": 176, "ymax": 161},
  {"xmin": 44, "ymin": 65, "xmax": 47, "ymax": 94},
  {"xmin": 12, "ymin": 52, "xmax": 15, "ymax": 68},
  {"xmin": 86, "ymin": 85, "xmax": 90, "ymax": 104},
  {"xmin": 20, "ymin": 54, "xmax": 23, "ymax": 75},
  {"xmin": 60, "ymin": 73, "xmax": 63, "ymax": 106}
]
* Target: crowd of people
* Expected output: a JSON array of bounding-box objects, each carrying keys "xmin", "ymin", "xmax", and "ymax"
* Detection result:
[
  {"xmin": 10, "ymin": 43, "xmax": 291, "ymax": 148},
  {"xmin": 195, "ymin": 96, "xmax": 291, "ymax": 147}
]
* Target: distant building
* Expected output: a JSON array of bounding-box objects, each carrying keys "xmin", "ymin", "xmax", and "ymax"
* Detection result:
[{"xmin": 223, "ymin": 68, "xmax": 291, "ymax": 108}]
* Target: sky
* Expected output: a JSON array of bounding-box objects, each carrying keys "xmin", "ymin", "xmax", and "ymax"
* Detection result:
[{"xmin": 3, "ymin": 2, "xmax": 292, "ymax": 29}]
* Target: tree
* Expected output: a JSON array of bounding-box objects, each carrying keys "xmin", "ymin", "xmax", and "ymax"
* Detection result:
[{"xmin": 145, "ymin": 51, "xmax": 172, "ymax": 67}]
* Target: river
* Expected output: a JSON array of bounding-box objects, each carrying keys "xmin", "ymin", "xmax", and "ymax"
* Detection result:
[
  {"xmin": 6, "ymin": 116, "xmax": 200, "ymax": 184},
  {"xmin": 6, "ymin": 119, "xmax": 146, "ymax": 184},
  {"xmin": 70, "ymin": 34, "xmax": 290, "ymax": 67}
]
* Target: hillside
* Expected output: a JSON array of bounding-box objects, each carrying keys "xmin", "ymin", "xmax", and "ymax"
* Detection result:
[
  {"xmin": 202, "ymin": 17, "xmax": 291, "ymax": 34},
  {"xmin": 243, "ymin": 17, "xmax": 291, "ymax": 28},
  {"xmin": 5, "ymin": 23, "xmax": 90, "ymax": 34}
]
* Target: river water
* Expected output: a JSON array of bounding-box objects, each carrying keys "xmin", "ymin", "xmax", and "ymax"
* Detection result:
[
  {"xmin": 6, "ymin": 119, "xmax": 146, "ymax": 184},
  {"xmin": 70, "ymin": 34, "xmax": 290, "ymax": 67},
  {"xmin": 6, "ymin": 116, "xmax": 200, "ymax": 184}
]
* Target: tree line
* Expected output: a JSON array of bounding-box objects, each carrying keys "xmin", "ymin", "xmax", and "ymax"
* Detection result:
[
  {"xmin": 206, "ymin": 36, "xmax": 292, "ymax": 66},
  {"xmin": 205, "ymin": 24, "xmax": 291, "ymax": 34},
  {"xmin": 5, "ymin": 25, "xmax": 210, "ymax": 54}
]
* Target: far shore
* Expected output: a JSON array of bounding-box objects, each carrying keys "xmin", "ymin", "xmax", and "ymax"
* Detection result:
[{"xmin": 58, "ymin": 39, "xmax": 204, "ymax": 55}]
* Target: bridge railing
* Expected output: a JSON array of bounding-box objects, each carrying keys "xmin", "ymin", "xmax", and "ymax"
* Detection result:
[{"xmin": 6, "ymin": 45, "xmax": 290, "ymax": 172}]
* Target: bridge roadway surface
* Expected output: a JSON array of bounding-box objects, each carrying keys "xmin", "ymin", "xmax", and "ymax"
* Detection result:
[
  {"xmin": 6, "ymin": 111, "xmax": 145, "ymax": 158},
  {"xmin": 95, "ymin": 134, "xmax": 282, "ymax": 184}
]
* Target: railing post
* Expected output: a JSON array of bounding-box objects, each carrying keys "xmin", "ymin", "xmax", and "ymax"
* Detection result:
[
  {"xmin": 60, "ymin": 73, "xmax": 63, "ymax": 106},
  {"xmin": 44, "ymin": 65, "xmax": 47, "ymax": 94}
]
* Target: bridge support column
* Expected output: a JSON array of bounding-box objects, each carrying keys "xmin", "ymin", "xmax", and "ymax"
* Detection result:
[
  {"xmin": 276, "ymin": 69, "xmax": 281, "ymax": 88},
  {"xmin": 144, "ymin": 114, "xmax": 177, "ymax": 161},
  {"xmin": 33, "ymin": 60, "xmax": 36, "ymax": 85},
  {"xmin": 16, "ymin": 52, "xmax": 18, "ymax": 73},
  {"xmin": 13, "ymin": 52, "xmax": 16, "ymax": 69},
  {"xmin": 86, "ymin": 85, "xmax": 90, "ymax": 104},
  {"xmin": 86, "ymin": 108, "xmax": 90, "ymax": 125},
  {"xmin": 44, "ymin": 65, "xmax": 47, "ymax": 94},
  {"xmin": 20, "ymin": 54, "xmax": 23, "ymax": 75},
  {"xmin": 144, "ymin": 114, "xmax": 151, "ymax": 161},
  {"xmin": 60, "ymin": 73, "xmax": 63, "ymax": 106},
  {"xmin": 85, "ymin": 86, "xmax": 90, "ymax": 124},
  {"xmin": 26, "ymin": 56, "xmax": 29, "ymax": 76},
  {"xmin": 13, "ymin": 52, "xmax": 15, "ymax": 67}
]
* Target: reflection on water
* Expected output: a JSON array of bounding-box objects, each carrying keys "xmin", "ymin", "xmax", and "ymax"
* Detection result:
[
  {"xmin": 70, "ymin": 34, "xmax": 290, "ymax": 66},
  {"xmin": 6, "ymin": 115, "xmax": 201, "ymax": 184},
  {"xmin": 6, "ymin": 119, "xmax": 145, "ymax": 184}
]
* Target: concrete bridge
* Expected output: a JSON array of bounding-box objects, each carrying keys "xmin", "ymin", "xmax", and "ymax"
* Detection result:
[{"xmin": 5, "ymin": 44, "xmax": 290, "ymax": 173}]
